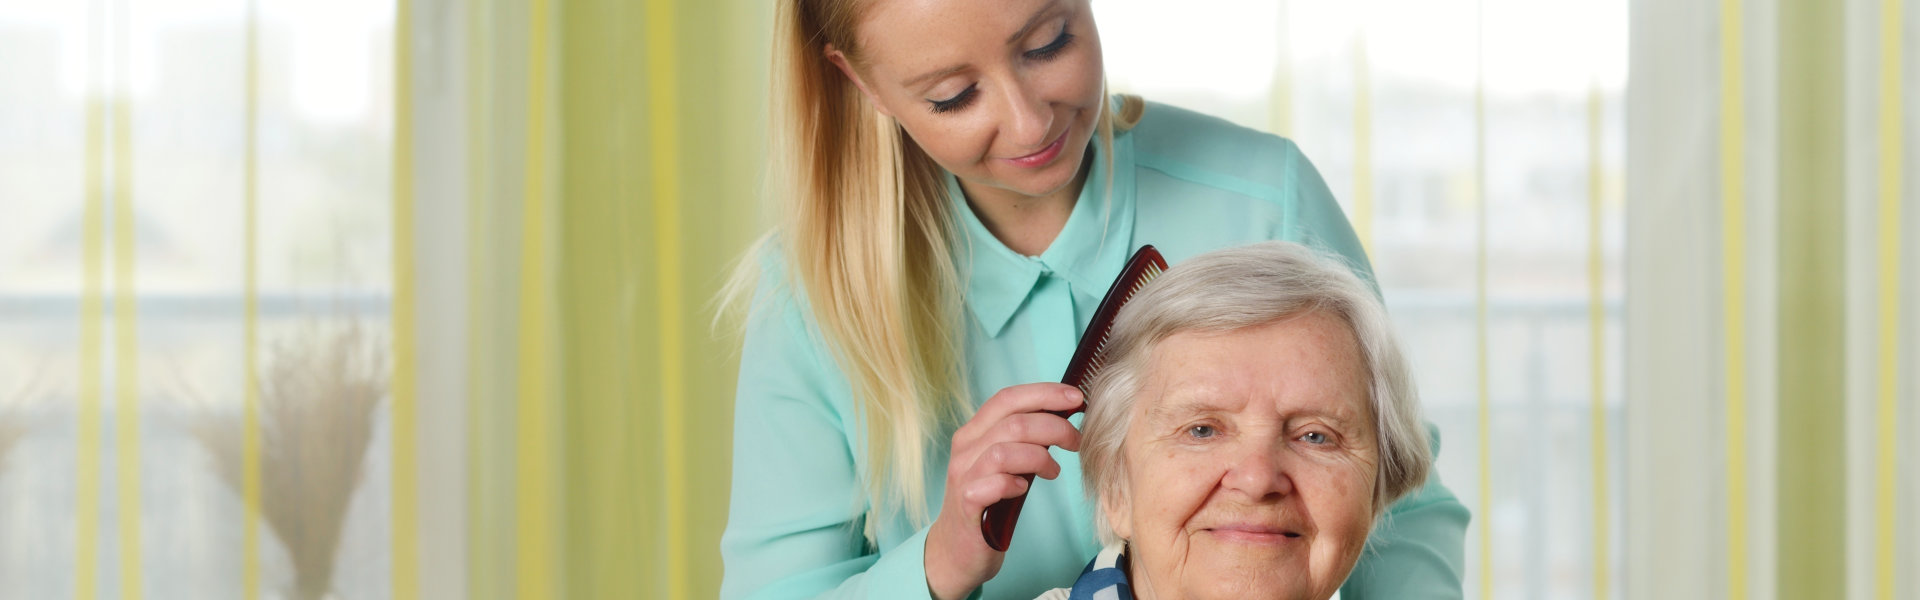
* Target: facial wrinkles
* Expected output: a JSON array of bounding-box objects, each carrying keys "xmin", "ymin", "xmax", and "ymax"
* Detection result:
[
  {"xmin": 1131, "ymin": 440, "xmax": 1317, "ymax": 600},
  {"xmin": 1115, "ymin": 317, "xmax": 1377, "ymax": 600},
  {"xmin": 1148, "ymin": 383, "xmax": 1369, "ymax": 473},
  {"xmin": 1200, "ymin": 421, "xmax": 1310, "ymax": 559},
  {"xmin": 1133, "ymin": 406, "xmax": 1186, "ymax": 597}
]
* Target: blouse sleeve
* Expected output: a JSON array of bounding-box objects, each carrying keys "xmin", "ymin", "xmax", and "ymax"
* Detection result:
[
  {"xmin": 1284, "ymin": 141, "xmax": 1473, "ymax": 600},
  {"xmin": 718, "ymin": 255, "xmax": 942, "ymax": 600},
  {"xmin": 1284, "ymin": 138, "xmax": 1379, "ymax": 294}
]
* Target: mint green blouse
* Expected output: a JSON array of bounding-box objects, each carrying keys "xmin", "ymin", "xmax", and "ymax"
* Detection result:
[{"xmin": 721, "ymin": 100, "xmax": 1469, "ymax": 600}]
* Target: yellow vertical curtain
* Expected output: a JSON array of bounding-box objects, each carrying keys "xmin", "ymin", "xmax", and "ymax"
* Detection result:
[
  {"xmin": 1776, "ymin": 0, "xmax": 1846, "ymax": 598},
  {"xmin": 459, "ymin": 0, "xmax": 768, "ymax": 597},
  {"xmin": 558, "ymin": 0, "xmax": 767, "ymax": 594},
  {"xmin": 1868, "ymin": 4, "xmax": 1905, "ymax": 600},
  {"xmin": 1626, "ymin": 0, "xmax": 1916, "ymax": 598}
]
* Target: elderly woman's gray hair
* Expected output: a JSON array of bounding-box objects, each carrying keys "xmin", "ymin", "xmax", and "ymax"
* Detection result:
[{"xmin": 1078, "ymin": 240, "xmax": 1430, "ymax": 545}]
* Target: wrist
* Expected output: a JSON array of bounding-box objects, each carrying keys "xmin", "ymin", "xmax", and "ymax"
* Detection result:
[{"xmin": 924, "ymin": 517, "xmax": 977, "ymax": 600}]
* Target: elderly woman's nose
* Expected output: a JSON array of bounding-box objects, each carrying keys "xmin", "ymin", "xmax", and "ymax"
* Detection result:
[
  {"xmin": 998, "ymin": 82, "xmax": 1054, "ymax": 149},
  {"xmin": 1220, "ymin": 443, "xmax": 1295, "ymax": 499}
]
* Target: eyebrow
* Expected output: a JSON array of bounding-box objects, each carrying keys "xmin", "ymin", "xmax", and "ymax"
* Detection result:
[
  {"xmin": 1144, "ymin": 395, "xmax": 1232, "ymax": 423},
  {"xmin": 900, "ymin": 1, "xmax": 1064, "ymax": 89},
  {"xmin": 1145, "ymin": 392, "xmax": 1362, "ymax": 429},
  {"xmin": 1004, "ymin": 1, "xmax": 1060, "ymax": 45},
  {"xmin": 902, "ymin": 64, "xmax": 966, "ymax": 89}
]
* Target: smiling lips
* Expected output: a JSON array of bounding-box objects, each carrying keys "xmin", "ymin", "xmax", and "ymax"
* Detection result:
[
  {"xmin": 1004, "ymin": 127, "xmax": 1069, "ymax": 168},
  {"xmin": 1205, "ymin": 523, "xmax": 1307, "ymax": 544}
]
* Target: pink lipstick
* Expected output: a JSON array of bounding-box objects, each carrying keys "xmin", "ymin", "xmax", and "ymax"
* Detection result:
[{"xmin": 1005, "ymin": 127, "xmax": 1068, "ymax": 169}]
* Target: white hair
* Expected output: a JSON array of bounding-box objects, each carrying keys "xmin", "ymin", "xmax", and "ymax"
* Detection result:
[{"xmin": 1079, "ymin": 241, "xmax": 1431, "ymax": 545}]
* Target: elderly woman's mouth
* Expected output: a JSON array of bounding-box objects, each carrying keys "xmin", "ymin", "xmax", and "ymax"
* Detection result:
[{"xmin": 1203, "ymin": 524, "xmax": 1307, "ymax": 544}]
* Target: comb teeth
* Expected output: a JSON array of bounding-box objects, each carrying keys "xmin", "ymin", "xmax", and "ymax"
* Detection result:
[{"xmin": 1058, "ymin": 245, "xmax": 1169, "ymax": 389}]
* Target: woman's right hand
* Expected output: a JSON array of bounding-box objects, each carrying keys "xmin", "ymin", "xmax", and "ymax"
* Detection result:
[{"xmin": 923, "ymin": 382, "xmax": 1084, "ymax": 600}]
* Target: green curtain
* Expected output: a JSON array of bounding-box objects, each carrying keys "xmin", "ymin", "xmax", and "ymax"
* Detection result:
[
  {"xmin": 557, "ymin": 0, "xmax": 767, "ymax": 597},
  {"xmin": 460, "ymin": 1, "xmax": 769, "ymax": 597}
]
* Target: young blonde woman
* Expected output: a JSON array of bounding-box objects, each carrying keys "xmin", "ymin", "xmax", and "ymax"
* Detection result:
[{"xmin": 722, "ymin": 1, "xmax": 1469, "ymax": 598}]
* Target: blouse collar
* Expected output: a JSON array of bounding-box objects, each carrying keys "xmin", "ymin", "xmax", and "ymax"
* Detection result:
[{"xmin": 949, "ymin": 120, "xmax": 1138, "ymax": 337}]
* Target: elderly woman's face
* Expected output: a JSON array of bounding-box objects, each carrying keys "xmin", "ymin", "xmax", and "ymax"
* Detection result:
[{"xmin": 1104, "ymin": 310, "xmax": 1379, "ymax": 600}]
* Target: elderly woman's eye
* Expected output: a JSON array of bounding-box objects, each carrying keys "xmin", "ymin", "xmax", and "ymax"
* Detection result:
[
  {"xmin": 1186, "ymin": 425, "xmax": 1217, "ymax": 439},
  {"xmin": 1299, "ymin": 431, "xmax": 1330, "ymax": 445}
]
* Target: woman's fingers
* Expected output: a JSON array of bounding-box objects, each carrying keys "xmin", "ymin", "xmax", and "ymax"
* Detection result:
[
  {"xmin": 955, "ymin": 383, "xmax": 1083, "ymax": 444},
  {"xmin": 952, "ymin": 440, "xmax": 1060, "ymax": 489},
  {"xmin": 960, "ymin": 473, "xmax": 1033, "ymax": 512},
  {"xmin": 947, "ymin": 383, "xmax": 1083, "ymax": 484},
  {"xmin": 972, "ymin": 441, "xmax": 1063, "ymax": 483},
  {"xmin": 984, "ymin": 382, "xmax": 1083, "ymax": 417},
  {"xmin": 947, "ymin": 412, "xmax": 1080, "ymax": 481},
  {"xmin": 975, "ymin": 412, "xmax": 1081, "ymax": 452}
]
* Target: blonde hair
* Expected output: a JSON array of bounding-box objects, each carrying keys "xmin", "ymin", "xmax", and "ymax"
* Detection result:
[{"xmin": 728, "ymin": 0, "xmax": 1143, "ymax": 537}]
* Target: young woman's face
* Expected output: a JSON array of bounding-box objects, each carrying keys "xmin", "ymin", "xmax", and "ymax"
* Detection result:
[{"xmin": 833, "ymin": 0, "xmax": 1106, "ymax": 201}]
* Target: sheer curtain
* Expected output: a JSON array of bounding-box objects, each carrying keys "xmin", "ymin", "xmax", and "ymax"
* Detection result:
[
  {"xmin": 1842, "ymin": 1, "xmax": 1917, "ymax": 599},
  {"xmin": 1628, "ymin": 0, "xmax": 1919, "ymax": 599},
  {"xmin": 0, "ymin": 0, "xmax": 397, "ymax": 598}
]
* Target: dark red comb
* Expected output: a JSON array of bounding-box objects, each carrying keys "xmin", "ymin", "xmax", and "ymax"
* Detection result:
[{"xmin": 979, "ymin": 245, "xmax": 1168, "ymax": 552}]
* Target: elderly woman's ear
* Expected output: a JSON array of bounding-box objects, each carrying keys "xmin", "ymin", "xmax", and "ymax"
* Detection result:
[{"xmin": 1099, "ymin": 485, "xmax": 1131, "ymax": 542}]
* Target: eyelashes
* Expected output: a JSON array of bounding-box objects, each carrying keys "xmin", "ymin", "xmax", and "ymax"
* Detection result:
[
  {"xmin": 1024, "ymin": 26, "xmax": 1075, "ymax": 61},
  {"xmin": 926, "ymin": 24, "xmax": 1076, "ymax": 114},
  {"xmin": 930, "ymin": 84, "xmax": 978, "ymax": 114},
  {"xmin": 1172, "ymin": 421, "xmax": 1342, "ymax": 449}
]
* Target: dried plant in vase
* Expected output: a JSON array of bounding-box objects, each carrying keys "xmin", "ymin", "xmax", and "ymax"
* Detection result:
[{"xmin": 188, "ymin": 321, "xmax": 386, "ymax": 600}]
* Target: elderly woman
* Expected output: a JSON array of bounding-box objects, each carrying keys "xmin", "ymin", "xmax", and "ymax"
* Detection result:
[{"xmin": 1039, "ymin": 241, "xmax": 1434, "ymax": 600}]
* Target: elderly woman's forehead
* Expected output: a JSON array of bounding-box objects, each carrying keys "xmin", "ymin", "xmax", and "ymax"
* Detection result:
[{"xmin": 1129, "ymin": 319, "xmax": 1371, "ymax": 417}]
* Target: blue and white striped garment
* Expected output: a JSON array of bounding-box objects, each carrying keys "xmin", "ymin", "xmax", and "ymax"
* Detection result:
[{"xmin": 1033, "ymin": 543, "xmax": 1133, "ymax": 600}]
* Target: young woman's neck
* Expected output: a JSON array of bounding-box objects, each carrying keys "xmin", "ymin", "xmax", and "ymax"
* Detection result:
[{"xmin": 956, "ymin": 145, "xmax": 1094, "ymax": 257}]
